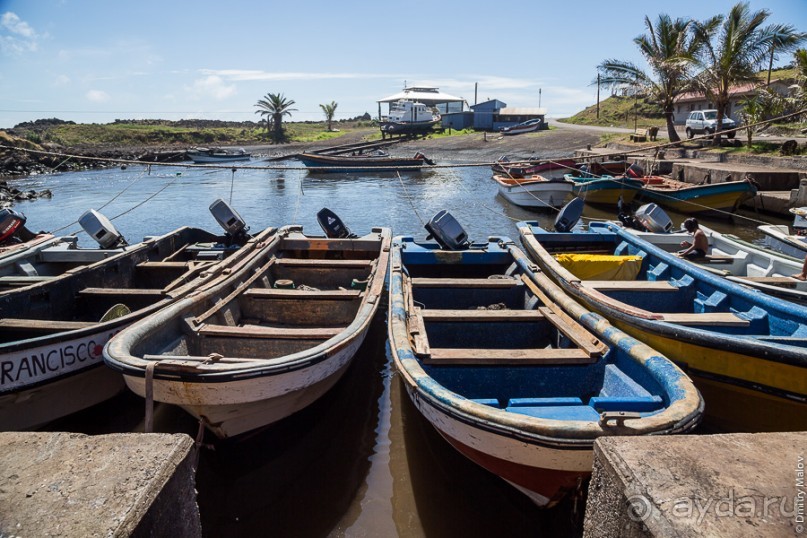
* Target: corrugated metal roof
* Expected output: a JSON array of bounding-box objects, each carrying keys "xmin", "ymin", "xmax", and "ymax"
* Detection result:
[
  {"xmin": 378, "ymin": 86, "xmax": 465, "ymax": 104},
  {"xmin": 498, "ymin": 107, "xmax": 547, "ymax": 115}
]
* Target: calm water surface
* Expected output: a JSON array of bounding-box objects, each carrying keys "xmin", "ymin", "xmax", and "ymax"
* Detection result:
[{"xmin": 19, "ymin": 160, "xmax": 789, "ymax": 537}]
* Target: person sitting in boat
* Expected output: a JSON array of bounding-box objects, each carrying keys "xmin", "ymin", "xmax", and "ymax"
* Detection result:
[{"xmin": 678, "ymin": 218, "xmax": 708, "ymax": 258}]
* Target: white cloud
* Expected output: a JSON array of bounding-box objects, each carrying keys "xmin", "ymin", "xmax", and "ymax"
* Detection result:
[
  {"xmin": 53, "ymin": 74, "xmax": 70, "ymax": 87},
  {"xmin": 187, "ymin": 75, "xmax": 237, "ymax": 100},
  {"xmin": 0, "ymin": 12, "xmax": 38, "ymax": 54},
  {"xmin": 86, "ymin": 90, "xmax": 110, "ymax": 102},
  {"xmin": 200, "ymin": 69, "xmax": 392, "ymax": 82}
]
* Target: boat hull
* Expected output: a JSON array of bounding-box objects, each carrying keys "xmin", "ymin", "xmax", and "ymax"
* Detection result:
[
  {"xmin": 496, "ymin": 178, "xmax": 573, "ymax": 209},
  {"xmin": 570, "ymin": 177, "xmax": 643, "ymax": 205},
  {"xmin": 298, "ymin": 153, "xmax": 426, "ymax": 173},
  {"xmin": 759, "ymin": 225, "xmax": 807, "ymax": 259},
  {"xmin": 638, "ymin": 179, "xmax": 757, "ymax": 216}
]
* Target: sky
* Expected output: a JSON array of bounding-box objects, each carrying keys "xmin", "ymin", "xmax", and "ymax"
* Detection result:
[{"xmin": 0, "ymin": 0, "xmax": 805, "ymax": 129}]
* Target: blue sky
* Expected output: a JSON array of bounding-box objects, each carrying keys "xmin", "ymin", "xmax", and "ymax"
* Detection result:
[{"xmin": 0, "ymin": 0, "xmax": 804, "ymax": 128}]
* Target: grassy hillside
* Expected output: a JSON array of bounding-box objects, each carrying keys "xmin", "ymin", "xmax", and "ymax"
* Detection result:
[{"xmin": 560, "ymin": 95, "xmax": 665, "ymax": 129}]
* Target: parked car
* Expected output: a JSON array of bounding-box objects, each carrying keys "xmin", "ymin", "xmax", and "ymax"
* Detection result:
[{"xmin": 685, "ymin": 110, "xmax": 737, "ymax": 139}]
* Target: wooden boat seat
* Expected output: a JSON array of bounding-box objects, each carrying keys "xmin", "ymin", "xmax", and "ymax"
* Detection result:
[
  {"xmin": 137, "ymin": 261, "xmax": 193, "ymax": 269},
  {"xmin": 243, "ymin": 288, "xmax": 361, "ymax": 300},
  {"xmin": 198, "ymin": 323, "xmax": 343, "ymax": 339},
  {"xmin": 419, "ymin": 309, "xmax": 545, "ymax": 322},
  {"xmin": 691, "ymin": 255, "xmax": 734, "ymax": 264},
  {"xmin": 275, "ymin": 258, "xmax": 374, "ymax": 269},
  {"xmin": 508, "ymin": 397, "xmax": 584, "ymax": 407},
  {"xmin": 588, "ymin": 395, "xmax": 663, "ymax": 412},
  {"xmin": 584, "ymin": 280, "xmax": 677, "ymax": 292},
  {"xmin": 422, "ymin": 347, "xmax": 598, "ymax": 365},
  {"xmin": 0, "ymin": 318, "xmax": 96, "ymax": 331},
  {"xmin": 0, "ymin": 275, "xmax": 55, "ymax": 286},
  {"xmin": 411, "ymin": 277, "xmax": 520, "ymax": 288},
  {"xmin": 78, "ymin": 287, "xmax": 165, "ymax": 298},
  {"xmin": 659, "ymin": 312, "xmax": 750, "ymax": 327},
  {"xmin": 735, "ymin": 276, "xmax": 800, "ymax": 288}
]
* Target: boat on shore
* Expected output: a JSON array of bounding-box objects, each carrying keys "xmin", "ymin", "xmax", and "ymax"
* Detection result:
[
  {"xmin": 500, "ymin": 118, "xmax": 543, "ymax": 135},
  {"xmin": 104, "ymin": 214, "xmax": 391, "ymax": 439},
  {"xmin": 635, "ymin": 176, "xmax": 757, "ymax": 217},
  {"xmin": 517, "ymin": 217, "xmax": 807, "ymax": 433},
  {"xmin": 492, "ymin": 173, "xmax": 574, "ymax": 209},
  {"xmin": 0, "ymin": 201, "xmax": 269, "ymax": 431},
  {"xmin": 388, "ymin": 211, "xmax": 702, "ymax": 507},
  {"xmin": 379, "ymin": 100, "xmax": 440, "ymax": 136},
  {"xmin": 297, "ymin": 151, "xmax": 434, "ymax": 173},
  {"xmin": 187, "ymin": 146, "xmax": 251, "ymax": 163},
  {"xmin": 567, "ymin": 174, "xmax": 644, "ymax": 206}
]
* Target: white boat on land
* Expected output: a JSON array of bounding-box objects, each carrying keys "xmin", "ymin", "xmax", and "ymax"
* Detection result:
[
  {"xmin": 379, "ymin": 100, "xmax": 440, "ymax": 135},
  {"xmin": 187, "ymin": 147, "xmax": 251, "ymax": 163},
  {"xmin": 492, "ymin": 174, "xmax": 574, "ymax": 209},
  {"xmin": 104, "ymin": 215, "xmax": 391, "ymax": 439},
  {"xmin": 500, "ymin": 118, "xmax": 543, "ymax": 135}
]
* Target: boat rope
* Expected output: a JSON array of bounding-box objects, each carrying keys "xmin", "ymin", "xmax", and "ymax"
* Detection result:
[{"xmin": 396, "ymin": 171, "xmax": 426, "ymax": 226}]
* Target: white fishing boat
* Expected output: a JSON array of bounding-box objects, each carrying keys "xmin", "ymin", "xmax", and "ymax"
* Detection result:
[
  {"xmin": 379, "ymin": 101, "xmax": 440, "ymax": 135},
  {"xmin": 187, "ymin": 146, "xmax": 251, "ymax": 163},
  {"xmin": 492, "ymin": 174, "xmax": 574, "ymax": 209}
]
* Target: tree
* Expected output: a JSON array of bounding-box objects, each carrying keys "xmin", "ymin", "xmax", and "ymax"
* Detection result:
[
  {"xmin": 254, "ymin": 93, "xmax": 297, "ymax": 142},
  {"xmin": 766, "ymin": 27, "xmax": 807, "ymax": 86},
  {"xmin": 597, "ymin": 14, "xmax": 702, "ymax": 142},
  {"xmin": 692, "ymin": 2, "xmax": 805, "ymax": 145},
  {"xmin": 319, "ymin": 101, "xmax": 338, "ymax": 131}
]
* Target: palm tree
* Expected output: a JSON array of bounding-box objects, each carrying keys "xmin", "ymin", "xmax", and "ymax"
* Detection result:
[
  {"xmin": 254, "ymin": 93, "xmax": 297, "ymax": 142},
  {"xmin": 597, "ymin": 14, "xmax": 701, "ymax": 142},
  {"xmin": 766, "ymin": 27, "xmax": 807, "ymax": 86},
  {"xmin": 692, "ymin": 2, "xmax": 804, "ymax": 145},
  {"xmin": 319, "ymin": 101, "xmax": 338, "ymax": 132}
]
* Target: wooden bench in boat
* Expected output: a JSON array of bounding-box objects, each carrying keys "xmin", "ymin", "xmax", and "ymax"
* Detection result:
[
  {"xmin": 411, "ymin": 277, "xmax": 520, "ymax": 289},
  {"xmin": 243, "ymin": 288, "xmax": 361, "ymax": 300},
  {"xmin": 78, "ymin": 287, "xmax": 166, "ymax": 298},
  {"xmin": 137, "ymin": 261, "xmax": 194, "ymax": 269},
  {"xmin": 419, "ymin": 309, "xmax": 545, "ymax": 322},
  {"xmin": 422, "ymin": 347, "xmax": 598, "ymax": 365},
  {"xmin": 198, "ymin": 323, "xmax": 343, "ymax": 339},
  {"xmin": 0, "ymin": 318, "xmax": 96, "ymax": 331},
  {"xmin": 691, "ymin": 255, "xmax": 734, "ymax": 264},
  {"xmin": 275, "ymin": 258, "xmax": 374, "ymax": 269},
  {"xmin": 0, "ymin": 275, "xmax": 55, "ymax": 286},
  {"xmin": 584, "ymin": 280, "xmax": 677, "ymax": 292},
  {"xmin": 658, "ymin": 312, "xmax": 750, "ymax": 327},
  {"xmin": 734, "ymin": 276, "xmax": 800, "ymax": 288}
]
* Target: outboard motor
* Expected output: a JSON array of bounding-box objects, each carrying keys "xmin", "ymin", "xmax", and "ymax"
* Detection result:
[
  {"xmin": 634, "ymin": 203, "xmax": 673, "ymax": 233},
  {"xmin": 79, "ymin": 209, "xmax": 128, "ymax": 249},
  {"xmin": 424, "ymin": 210, "xmax": 470, "ymax": 251},
  {"xmin": 626, "ymin": 162, "xmax": 645, "ymax": 178},
  {"xmin": 317, "ymin": 208, "xmax": 356, "ymax": 238},
  {"xmin": 209, "ymin": 198, "xmax": 250, "ymax": 245},
  {"xmin": 0, "ymin": 208, "xmax": 34, "ymax": 245},
  {"xmin": 554, "ymin": 198, "xmax": 584, "ymax": 232}
]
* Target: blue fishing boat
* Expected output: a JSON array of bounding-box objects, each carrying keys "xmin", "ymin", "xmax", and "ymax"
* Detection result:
[
  {"xmin": 517, "ymin": 218, "xmax": 807, "ymax": 433},
  {"xmin": 566, "ymin": 174, "xmax": 644, "ymax": 206},
  {"xmin": 388, "ymin": 211, "xmax": 702, "ymax": 508},
  {"xmin": 636, "ymin": 176, "xmax": 757, "ymax": 217}
]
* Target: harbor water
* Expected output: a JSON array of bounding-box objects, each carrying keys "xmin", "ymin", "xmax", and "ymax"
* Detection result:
[{"xmin": 11, "ymin": 161, "xmax": 789, "ymax": 537}]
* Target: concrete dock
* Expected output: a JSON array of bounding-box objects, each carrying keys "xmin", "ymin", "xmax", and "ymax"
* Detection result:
[
  {"xmin": 0, "ymin": 432, "xmax": 200, "ymax": 537},
  {"xmin": 583, "ymin": 432, "xmax": 806, "ymax": 537}
]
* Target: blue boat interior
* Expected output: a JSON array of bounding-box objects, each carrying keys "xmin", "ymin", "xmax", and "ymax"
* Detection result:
[
  {"xmin": 521, "ymin": 223, "xmax": 807, "ymax": 345},
  {"xmin": 397, "ymin": 237, "xmax": 668, "ymax": 422}
]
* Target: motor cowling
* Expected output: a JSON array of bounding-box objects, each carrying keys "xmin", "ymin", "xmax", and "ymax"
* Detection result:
[
  {"xmin": 79, "ymin": 209, "xmax": 128, "ymax": 249},
  {"xmin": 209, "ymin": 198, "xmax": 250, "ymax": 245},
  {"xmin": 0, "ymin": 208, "xmax": 27, "ymax": 244},
  {"xmin": 317, "ymin": 208, "xmax": 356, "ymax": 238},
  {"xmin": 424, "ymin": 210, "xmax": 470, "ymax": 251}
]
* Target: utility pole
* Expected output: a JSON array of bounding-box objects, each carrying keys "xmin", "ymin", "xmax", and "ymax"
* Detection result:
[
  {"xmin": 597, "ymin": 73, "xmax": 600, "ymax": 119},
  {"xmin": 539, "ymin": 88, "xmax": 542, "ymax": 108}
]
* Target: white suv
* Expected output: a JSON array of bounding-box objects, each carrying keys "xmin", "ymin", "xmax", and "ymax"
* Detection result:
[{"xmin": 685, "ymin": 110, "xmax": 736, "ymax": 139}]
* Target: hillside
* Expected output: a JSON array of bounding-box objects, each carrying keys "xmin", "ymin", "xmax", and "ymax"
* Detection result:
[{"xmin": 560, "ymin": 95, "xmax": 665, "ymax": 129}]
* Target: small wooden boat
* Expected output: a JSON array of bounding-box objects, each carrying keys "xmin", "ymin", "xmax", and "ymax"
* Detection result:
[
  {"xmin": 566, "ymin": 174, "xmax": 644, "ymax": 206},
  {"xmin": 104, "ymin": 219, "xmax": 391, "ymax": 439},
  {"xmin": 636, "ymin": 177, "xmax": 757, "ymax": 217},
  {"xmin": 490, "ymin": 157, "xmax": 576, "ymax": 179},
  {"xmin": 187, "ymin": 146, "xmax": 251, "ymax": 163},
  {"xmin": 0, "ymin": 202, "xmax": 271, "ymax": 431},
  {"xmin": 758, "ymin": 208, "xmax": 807, "ymax": 259},
  {"xmin": 500, "ymin": 118, "xmax": 543, "ymax": 135},
  {"xmin": 298, "ymin": 152, "xmax": 434, "ymax": 173},
  {"xmin": 517, "ymin": 219, "xmax": 807, "ymax": 433},
  {"xmin": 388, "ymin": 212, "xmax": 702, "ymax": 507},
  {"xmin": 492, "ymin": 173, "xmax": 574, "ymax": 209}
]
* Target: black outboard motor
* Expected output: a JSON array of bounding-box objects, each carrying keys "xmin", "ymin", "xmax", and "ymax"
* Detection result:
[
  {"xmin": 554, "ymin": 198, "xmax": 584, "ymax": 232},
  {"xmin": 0, "ymin": 208, "xmax": 35, "ymax": 245},
  {"xmin": 626, "ymin": 162, "xmax": 645, "ymax": 178},
  {"xmin": 79, "ymin": 209, "xmax": 128, "ymax": 249},
  {"xmin": 317, "ymin": 208, "xmax": 356, "ymax": 238},
  {"xmin": 209, "ymin": 198, "xmax": 250, "ymax": 246},
  {"xmin": 424, "ymin": 210, "xmax": 470, "ymax": 251}
]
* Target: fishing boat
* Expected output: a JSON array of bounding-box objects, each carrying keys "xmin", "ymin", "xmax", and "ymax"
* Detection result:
[
  {"xmin": 492, "ymin": 173, "xmax": 574, "ymax": 209},
  {"xmin": 104, "ymin": 211, "xmax": 391, "ymax": 439},
  {"xmin": 187, "ymin": 146, "xmax": 251, "ymax": 163},
  {"xmin": 297, "ymin": 151, "xmax": 434, "ymax": 173},
  {"xmin": 500, "ymin": 118, "xmax": 543, "ymax": 135},
  {"xmin": 635, "ymin": 176, "xmax": 758, "ymax": 217},
  {"xmin": 758, "ymin": 207, "xmax": 807, "ymax": 259},
  {"xmin": 490, "ymin": 157, "xmax": 576, "ymax": 180},
  {"xmin": 0, "ymin": 200, "xmax": 270, "ymax": 431},
  {"xmin": 388, "ymin": 210, "xmax": 702, "ymax": 507},
  {"xmin": 566, "ymin": 174, "xmax": 644, "ymax": 206},
  {"xmin": 379, "ymin": 100, "xmax": 440, "ymax": 136},
  {"xmin": 517, "ymin": 216, "xmax": 807, "ymax": 433}
]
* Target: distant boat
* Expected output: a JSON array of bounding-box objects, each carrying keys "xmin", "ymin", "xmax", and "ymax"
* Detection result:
[
  {"xmin": 388, "ymin": 211, "xmax": 702, "ymax": 507},
  {"xmin": 490, "ymin": 157, "xmax": 576, "ymax": 179},
  {"xmin": 104, "ymin": 215, "xmax": 392, "ymax": 439},
  {"xmin": 187, "ymin": 146, "xmax": 251, "ymax": 163},
  {"xmin": 379, "ymin": 100, "xmax": 440, "ymax": 136},
  {"xmin": 0, "ymin": 201, "xmax": 268, "ymax": 431},
  {"xmin": 566, "ymin": 174, "xmax": 644, "ymax": 206},
  {"xmin": 518, "ymin": 217, "xmax": 807, "ymax": 433},
  {"xmin": 492, "ymin": 173, "xmax": 574, "ymax": 209},
  {"xmin": 298, "ymin": 152, "xmax": 434, "ymax": 173},
  {"xmin": 500, "ymin": 118, "xmax": 543, "ymax": 135},
  {"xmin": 636, "ymin": 176, "xmax": 757, "ymax": 217}
]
